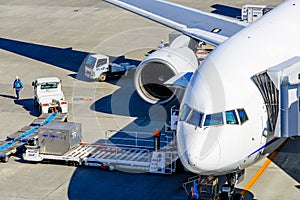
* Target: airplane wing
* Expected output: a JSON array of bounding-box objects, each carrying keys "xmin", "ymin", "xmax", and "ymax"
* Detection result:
[{"xmin": 104, "ymin": 0, "xmax": 247, "ymax": 46}]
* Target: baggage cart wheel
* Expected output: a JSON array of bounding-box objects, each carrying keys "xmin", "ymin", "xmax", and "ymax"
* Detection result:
[{"xmin": 2, "ymin": 156, "xmax": 9, "ymax": 163}]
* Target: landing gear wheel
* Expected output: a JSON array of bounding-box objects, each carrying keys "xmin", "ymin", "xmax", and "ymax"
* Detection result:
[{"xmin": 99, "ymin": 73, "xmax": 107, "ymax": 82}]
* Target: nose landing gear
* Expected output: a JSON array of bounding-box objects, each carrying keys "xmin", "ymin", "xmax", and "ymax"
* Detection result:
[
  {"xmin": 218, "ymin": 170, "xmax": 245, "ymax": 200},
  {"xmin": 183, "ymin": 170, "xmax": 245, "ymax": 200}
]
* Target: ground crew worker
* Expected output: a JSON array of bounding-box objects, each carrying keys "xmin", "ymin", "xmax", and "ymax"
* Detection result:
[
  {"xmin": 190, "ymin": 180, "xmax": 199, "ymax": 200},
  {"xmin": 13, "ymin": 76, "xmax": 24, "ymax": 99}
]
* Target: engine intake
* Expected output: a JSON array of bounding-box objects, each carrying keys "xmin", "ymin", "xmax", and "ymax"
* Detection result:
[{"xmin": 134, "ymin": 35, "xmax": 199, "ymax": 104}]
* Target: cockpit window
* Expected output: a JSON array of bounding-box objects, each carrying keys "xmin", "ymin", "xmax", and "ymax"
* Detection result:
[
  {"xmin": 204, "ymin": 112, "xmax": 224, "ymax": 126},
  {"xmin": 225, "ymin": 110, "xmax": 238, "ymax": 125},
  {"xmin": 179, "ymin": 106, "xmax": 247, "ymax": 127},
  {"xmin": 237, "ymin": 108, "xmax": 248, "ymax": 124},
  {"xmin": 179, "ymin": 104, "xmax": 191, "ymax": 121},
  {"xmin": 187, "ymin": 109, "xmax": 204, "ymax": 127}
]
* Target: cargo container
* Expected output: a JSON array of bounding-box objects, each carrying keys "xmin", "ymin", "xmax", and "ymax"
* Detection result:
[{"xmin": 37, "ymin": 121, "xmax": 81, "ymax": 155}]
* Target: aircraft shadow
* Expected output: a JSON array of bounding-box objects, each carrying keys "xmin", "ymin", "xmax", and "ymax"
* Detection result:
[
  {"xmin": 0, "ymin": 38, "xmax": 141, "ymax": 82},
  {"xmin": 68, "ymin": 167, "xmax": 192, "ymax": 200},
  {"xmin": 91, "ymin": 82, "xmax": 180, "ymax": 148},
  {"xmin": 0, "ymin": 38, "xmax": 88, "ymax": 73},
  {"xmin": 91, "ymin": 87, "xmax": 173, "ymax": 147},
  {"xmin": 92, "ymin": 90, "xmax": 153, "ymax": 127},
  {"xmin": 271, "ymin": 138, "xmax": 300, "ymax": 184},
  {"xmin": 211, "ymin": 4, "xmax": 241, "ymax": 19},
  {"xmin": 91, "ymin": 76, "xmax": 179, "ymax": 130}
]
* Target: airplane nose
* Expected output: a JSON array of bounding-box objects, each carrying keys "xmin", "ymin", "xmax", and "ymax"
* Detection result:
[
  {"xmin": 176, "ymin": 59, "xmax": 226, "ymax": 174},
  {"xmin": 177, "ymin": 123, "xmax": 222, "ymax": 174}
]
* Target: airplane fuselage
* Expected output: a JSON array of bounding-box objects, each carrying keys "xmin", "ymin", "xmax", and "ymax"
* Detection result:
[{"xmin": 176, "ymin": 0, "xmax": 300, "ymax": 175}]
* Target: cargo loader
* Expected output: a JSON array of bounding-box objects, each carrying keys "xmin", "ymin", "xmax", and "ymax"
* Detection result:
[{"xmin": 23, "ymin": 122, "xmax": 178, "ymax": 174}]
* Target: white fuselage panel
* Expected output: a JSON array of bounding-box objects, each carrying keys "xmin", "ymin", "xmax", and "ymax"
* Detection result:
[{"xmin": 177, "ymin": 0, "xmax": 300, "ymax": 175}]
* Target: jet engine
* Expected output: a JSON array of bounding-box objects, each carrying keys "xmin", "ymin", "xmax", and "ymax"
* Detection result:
[{"xmin": 134, "ymin": 35, "xmax": 199, "ymax": 104}]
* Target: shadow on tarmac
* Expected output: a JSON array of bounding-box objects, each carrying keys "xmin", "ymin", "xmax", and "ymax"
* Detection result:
[
  {"xmin": 0, "ymin": 38, "xmax": 88, "ymax": 73},
  {"xmin": 67, "ymin": 168, "xmax": 257, "ymax": 200},
  {"xmin": 211, "ymin": 4, "xmax": 241, "ymax": 19},
  {"xmin": 0, "ymin": 38, "xmax": 140, "ymax": 82},
  {"xmin": 91, "ymin": 73, "xmax": 180, "ymax": 127},
  {"xmin": 272, "ymin": 138, "xmax": 300, "ymax": 184},
  {"xmin": 91, "ymin": 76, "xmax": 179, "ymax": 147},
  {"xmin": 68, "ymin": 167, "xmax": 192, "ymax": 200},
  {"xmin": 0, "ymin": 94, "xmax": 39, "ymax": 116},
  {"xmin": 92, "ymin": 90, "xmax": 153, "ymax": 127},
  {"xmin": 0, "ymin": 94, "xmax": 16, "ymax": 99},
  {"xmin": 13, "ymin": 98, "xmax": 40, "ymax": 117}
]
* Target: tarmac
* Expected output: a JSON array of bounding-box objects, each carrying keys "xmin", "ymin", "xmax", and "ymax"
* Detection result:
[{"xmin": 0, "ymin": 0, "xmax": 299, "ymax": 199}]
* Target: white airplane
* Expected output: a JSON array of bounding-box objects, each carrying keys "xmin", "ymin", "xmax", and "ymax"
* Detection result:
[{"xmin": 105, "ymin": 0, "xmax": 300, "ymax": 192}]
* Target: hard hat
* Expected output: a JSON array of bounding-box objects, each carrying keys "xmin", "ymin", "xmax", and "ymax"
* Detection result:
[{"xmin": 16, "ymin": 76, "xmax": 19, "ymax": 79}]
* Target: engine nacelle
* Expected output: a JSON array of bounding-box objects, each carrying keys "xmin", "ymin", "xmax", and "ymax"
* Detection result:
[{"xmin": 134, "ymin": 35, "xmax": 199, "ymax": 104}]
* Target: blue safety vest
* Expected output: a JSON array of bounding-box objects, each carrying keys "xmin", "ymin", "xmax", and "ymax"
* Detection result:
[
  {"xmin": 14, "ymin": 80, "xmax": 24, "ymax": 90},
  {"xmin": 193, "ymin": 180, "xmax": 199, "ymax": 199}
]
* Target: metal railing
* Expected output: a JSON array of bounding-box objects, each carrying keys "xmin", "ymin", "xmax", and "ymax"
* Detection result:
[{"xmin": 104, "ymin": 130, "xmax": 174, "ymax": 149}]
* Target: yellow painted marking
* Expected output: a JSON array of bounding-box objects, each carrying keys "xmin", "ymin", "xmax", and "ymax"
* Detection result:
[{"xmin": 241, "ymin": 138, "xmax": 289, "ymax": 197}]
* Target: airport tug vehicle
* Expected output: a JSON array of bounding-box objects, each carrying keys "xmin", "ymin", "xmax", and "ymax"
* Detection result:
[{"xmin": 84, "ymin": 54, "xmax": 136, "ymax": 81}]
